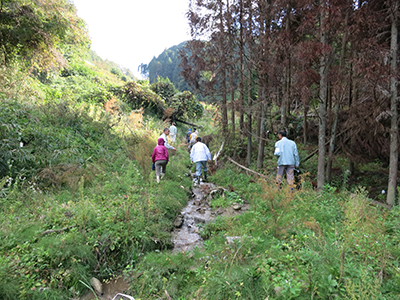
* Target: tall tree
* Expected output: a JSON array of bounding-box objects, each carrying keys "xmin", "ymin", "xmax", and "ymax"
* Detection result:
[
  {"xmin": 387, "ymin": 0, "xmax": 399, "ymax": 206},
  {"xmin": 326, "ymin": 1, "xmax": 352, "ymax": 183},
  {"xmin": 317, "ymin": 1, "xmax": 329, "ymax": 190}
]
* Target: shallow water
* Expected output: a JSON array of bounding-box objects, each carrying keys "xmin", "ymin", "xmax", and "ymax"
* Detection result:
[{"xmin": 171, "ymin": 177, "xmax": 217, "ymax": 252}]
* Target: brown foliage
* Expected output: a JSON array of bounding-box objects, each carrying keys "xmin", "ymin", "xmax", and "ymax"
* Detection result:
[
  {"xmin": 131, "ymin": 134, "xmax": 156, "ymax": 182},
  {"xmin": 202, "ymin": 134, "xmax": 214, "ymax": 147},
  {"xmin": 104, "ymin": 97, "xmax": 119, "ymax": 114},
  {"xmin": 38, "ymin": 163, "xmax": 97, "ymax": 191}
]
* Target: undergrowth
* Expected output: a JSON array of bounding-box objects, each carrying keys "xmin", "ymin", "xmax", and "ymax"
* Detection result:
[
  {"xmin": 0, "ymin": 97, "xmax": 192, "ymax": 299},
  {"xmin": 128, "ymin": 165, "xmax": 400, "ymax": 300}
]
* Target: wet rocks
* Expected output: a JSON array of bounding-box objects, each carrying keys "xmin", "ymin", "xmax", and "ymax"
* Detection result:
[
  {"xmin": 211, "ymin": 208, "xmax": 225, "ymax": 216},
  {"xmin": 173, "ymin": 214, "xmax": 184, "ymax": 228},
  {"xmin": 207, "ymin": 187, "xmax": 227, "ymax": 201},
  {"xmin": 193, "ymin": 216, "xmax": 206, "ymax": 223},
  {"xmin": 196, "ymin": 207, "xmax": 206, "ymax": 214},
  {"xmin": 232, "ymin": 203, "xmax": 242, "ymax": 210},
  {"xmin": 172, "ymin": 174, "xmax": 249, "ymax": 252}
]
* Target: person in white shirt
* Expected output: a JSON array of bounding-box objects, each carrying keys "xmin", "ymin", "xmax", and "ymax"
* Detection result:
[
  {"xmin": 190, "ymin": 136, "xmax": 211, "ymax": 184},
  {"xmin": 159, "ymin": 128, "xmax": 176, "ymax": 151},
  {"xmin": 169, "ymin": 122, "xmax": 177, "ymax": 143}
]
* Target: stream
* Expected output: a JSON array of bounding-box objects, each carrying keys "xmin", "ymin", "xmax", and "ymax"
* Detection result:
[
  {"xmin": 171, "ymin": 176, "xmax": 218, "ymax": 252},
  {"xmin": 80, "ymin": 175, "xmax": 247, "ymax": 299}
]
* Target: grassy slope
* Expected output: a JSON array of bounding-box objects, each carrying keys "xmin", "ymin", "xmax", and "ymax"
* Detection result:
[{"xmin": 0, "ymin": 57, "xmax": 193, "ymax": 299}]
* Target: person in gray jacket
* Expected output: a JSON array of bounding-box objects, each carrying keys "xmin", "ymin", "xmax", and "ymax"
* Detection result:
[{"xmin": 274, "ymin": 130, "xmax": 299, "ymax": 187}]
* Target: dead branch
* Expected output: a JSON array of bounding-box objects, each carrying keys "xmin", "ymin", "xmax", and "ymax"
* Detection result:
[
  {"xmin": 174, "ymin": 118, "xmax": 203, "ymax": 129},
  {"xmin": 368, "ymin": 200, "xmax": 392, "ymax": 210},
  {"xmin": 301, "ymin": 129, "xmax": 349, "ymax": 163},
  {"xmin": 41, "ymin": 225, "xmax": 76, "ymax": 236},
  {"xmin": 227, "ymin": 157, "xmax": 267, "ymax": 179},
  {"xmin": 165, "ymin": 290, "xmax": 172, "ymax": 300}
]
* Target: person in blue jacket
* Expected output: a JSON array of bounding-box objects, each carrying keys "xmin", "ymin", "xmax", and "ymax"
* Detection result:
[
  {"xmin": 186, "ymin": 128, "xmax": 192, "ymax": 144},
  {"xmin": 274, "ymin": 130, "xmax": 300, "ymax": 187}
]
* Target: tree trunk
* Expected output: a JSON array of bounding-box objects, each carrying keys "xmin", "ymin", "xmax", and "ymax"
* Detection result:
[
  {"xmin": 326, "ymin": 102, "xmax": 340, "ymax": 183},
  {"xmin": 317, "ymin": 6, "xmax": 328, "ymax": 190},
  {"xmin": 387, "ymin": 2, "xmax": 398, "ymax": 206},
  {"xmin": 303, "ymin": 105, "xmax": 308, "ymax": 145},
  {"xmin": 281, "ymin": 67, "xmax": 289, "ymax": 129},
  {"xmin": 246, "ymin": 74, "xmax": 252, "ymax": 165},
  {"xmin": 280, "ymin": 4, "xmax": 291, "ymax": 129},
  {"xmin": 218, "ymin": 0, "xmax": 228, "ymax": 133},
  {"xmin": 230, "ymin": 67, "xmax": 235, "ymax": 137},
  {"xmin": 348, "ymin": 65, "xmax": 356, "ymax": 174},
  {"xmin": 327, "ymin": 7, "xmax": 349, "ymax": 183},
  {"xmin": 239, "ymin": 0, "xmax": 245, "ymax": 133},
  {"xmin": 257, "ymin": 100, "xmax": 266, "ymax": 169}
]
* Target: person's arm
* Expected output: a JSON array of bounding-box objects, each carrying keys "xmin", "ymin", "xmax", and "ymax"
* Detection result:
[
  {"xmin": 190, "ymin": 145, "xmax": 195, "ymax": 163},
  {"xmin": 151, "ymin": 148, "xmax": 156, "ymax": 163},
  {"xmin": 164, "ymin": 137, "xmax": 175, "ymax": 150},
  {"xmin": 165, "ymin": 147, "xmax": 169, "ymax": 163},
  {"xmin": 274, "ymin": 141, "xmax": 281, "ymax": 156},
  {"xmin": 205, "ymin": 145, "xmax": 212, "ymax": 161},
  {"xmin": 294, "ymin": 144, "xmax": 300, "ymax": 167}
]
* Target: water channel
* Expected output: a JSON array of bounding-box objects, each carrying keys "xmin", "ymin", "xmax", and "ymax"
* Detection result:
[{"xmin": 80, "ymin": 175, "xmax": 247, "ymax": 299}]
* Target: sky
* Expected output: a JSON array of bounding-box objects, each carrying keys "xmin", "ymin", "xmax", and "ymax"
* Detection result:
[{"xmin": 71, "ymin": 0, "xmax": 192, "ymax": 78}]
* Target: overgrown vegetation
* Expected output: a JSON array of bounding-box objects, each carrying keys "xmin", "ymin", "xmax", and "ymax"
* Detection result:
[
  {"xmin": 0, "ymin": 93, "xmax": 194, "ymax": 299},
  {"xmin": 1, "ymin": 1, "xmax": 400, "ymax": 299},
  {"xmin": 129, "ymin": 165, "xmax": 400, "ymax": 299}
]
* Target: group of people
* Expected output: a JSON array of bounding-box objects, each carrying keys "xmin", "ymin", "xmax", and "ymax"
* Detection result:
[
  {"xmin": 151, "ymin": 123, "xmax": 211, "ymax": 184},
  {"xmin": 152, "ymin": 122, "xmax": 299, "ymax": 187}
]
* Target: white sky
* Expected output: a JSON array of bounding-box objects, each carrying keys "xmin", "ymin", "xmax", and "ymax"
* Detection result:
[{"xmin": 71, "ymin": 0, "xmax": 192, "ymax": 78}]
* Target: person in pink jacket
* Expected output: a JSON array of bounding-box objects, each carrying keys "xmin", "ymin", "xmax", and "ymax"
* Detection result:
[{"xmin": 152, "ymin": 137, "xmax": 169, "ymax": 183}]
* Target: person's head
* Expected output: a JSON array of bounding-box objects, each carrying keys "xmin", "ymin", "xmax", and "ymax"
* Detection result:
[
  {"xmin": 193, "ymin": 128, "xmax": 197, "ymax": 132},
  {"xmin": 172, "ymin": 122, "xmax": 176, "ymax": 126},
  {"xmin": 157, "ymin": 137, "xmax": 165, "ymax": 145},
  {"xmin": 188, "ymin": 128, "xmax": 191, "ymax": 132},
  {"xmin": 196, "ymin": 137, "xmax": 201, "ymax": 143},
  {"xmin": 278, "ymin": 130, "xmax": 287, "ymax": 139},
  {"xmin": 163, "ymin": 127, "xmax": 170, "ymax": 135}
]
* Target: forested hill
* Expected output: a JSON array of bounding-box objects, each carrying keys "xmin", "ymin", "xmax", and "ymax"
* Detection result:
[{"xmin": 141, "ymin": 42, "xmax": 191, "ymax": 92}]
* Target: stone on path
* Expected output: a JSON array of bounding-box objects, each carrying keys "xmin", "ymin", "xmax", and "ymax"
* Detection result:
[{"xmin": 90, "ymin": 277, "xmax": 103, "ymax": 295}]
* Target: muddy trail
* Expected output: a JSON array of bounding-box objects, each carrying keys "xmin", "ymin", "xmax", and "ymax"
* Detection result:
[{"xmin": 80, "ymin": 174, "xmax": 248, "ymax": 300}]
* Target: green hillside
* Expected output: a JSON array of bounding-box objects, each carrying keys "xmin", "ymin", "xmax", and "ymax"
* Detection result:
[
  {"xmin": 2, "ymin": 0, "xmax": 400, "ymax": 300},
  {"xmin": 142, "ymin": 42, "xmax": 191, "ymax": 92}
]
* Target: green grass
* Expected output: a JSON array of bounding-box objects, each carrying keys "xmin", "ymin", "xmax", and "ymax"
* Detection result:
[
  {"xmin": 0, "ymin": 95, "xmax": 193, "ymax": 299},
  {"xmin": 127, "ymin": 164, "xmax": 400, "ymax": 299}
]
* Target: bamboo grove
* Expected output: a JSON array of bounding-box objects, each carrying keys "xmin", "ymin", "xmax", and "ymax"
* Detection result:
[{"xmin": 180, "ymin": 0, "xmax": 400, "ymax": 205}]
